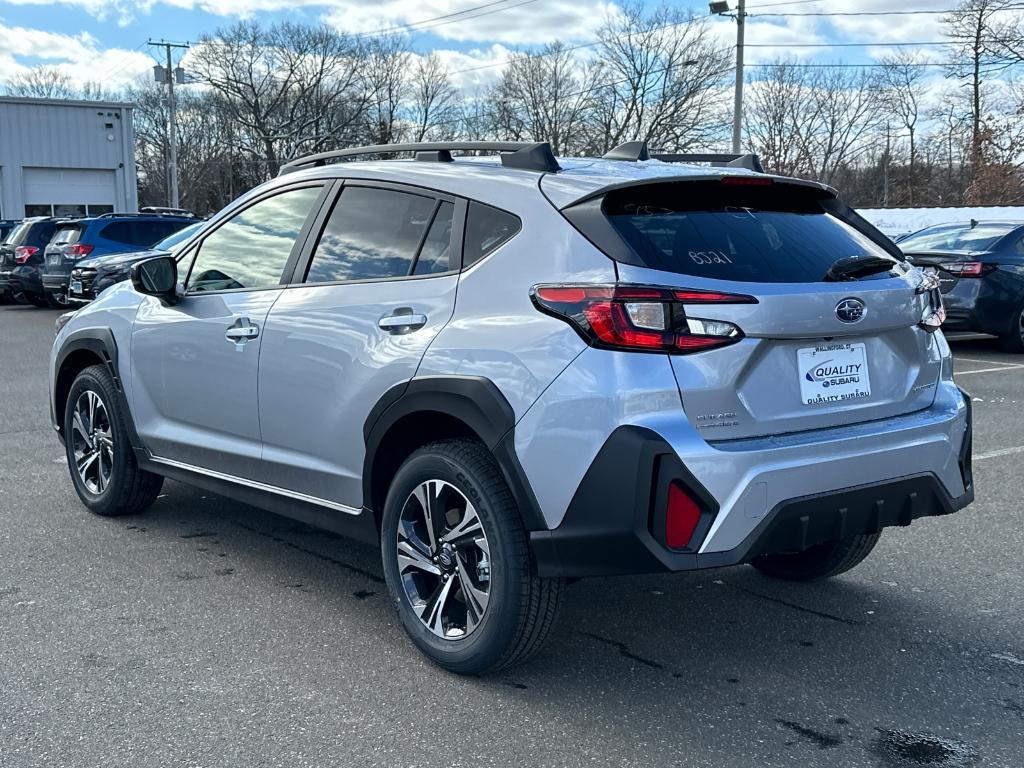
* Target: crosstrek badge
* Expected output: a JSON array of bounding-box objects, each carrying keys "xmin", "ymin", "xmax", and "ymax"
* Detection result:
[{"xmin": 797, "ymin": 342, "xmax": 871, "ymax": 405}]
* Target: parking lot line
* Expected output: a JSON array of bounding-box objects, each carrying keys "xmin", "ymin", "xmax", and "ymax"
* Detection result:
[
  {"xmin": 955, "ymin": 357, "xmax": 1023, "ymax": 367},
  {"xmin": 953, "ymin": 365, "xmax": 1024, "ymax": 376},
  {"xmin": 973, "ymin": 445, "xmax": 1024, "ymax": 461}
]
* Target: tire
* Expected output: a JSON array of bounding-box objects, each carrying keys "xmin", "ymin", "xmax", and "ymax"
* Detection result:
[
  {"xmin": 63, "ymin": 365, "xmax": 163, "ymax": 517},
  {"xmin": 44, "ymin": 291, "xmax": 68, "ymax": 309},
  {"xmin": 751, "ymin": 533, "xmax": 881, "ymax": 582},
  {"xmin": 25, "ymin": 292, "xmax": 48, "ymax": 308},
  {"xmin": 380, "ymin": 439, "xmax": 563, "ymax": 675},
  {"xmin": 997, "ymin": 303, "xmax": 1024, "ymax": 353}
]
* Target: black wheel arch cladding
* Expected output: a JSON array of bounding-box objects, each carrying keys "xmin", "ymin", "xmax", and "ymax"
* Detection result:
[{"xmin": 362, "ymin": 376, "xmax": 547, "ymax": 532}]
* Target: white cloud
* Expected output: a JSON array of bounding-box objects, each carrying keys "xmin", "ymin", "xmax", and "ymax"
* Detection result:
[{"xmin": 0, "ymin": 23, "xmax": 153, "ymax": 88}]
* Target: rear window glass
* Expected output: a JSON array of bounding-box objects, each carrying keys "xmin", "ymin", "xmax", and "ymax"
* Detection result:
[
  {"xmin": 598, "ymin": 182, "xmax": 897, "ymax": 284},
  {"xmin": 51, "ymin": 226, "xmax": 82, "ymax": 245},
  {"xmin": 464, "ymin": 202, "xmax": 521, "ymax": 266},
  {"xmin": 4, "ymin": 223, "xmax": 31, "ymax": 246},
  {"xmin": 898, "ymin": 223, "xmax": 1017, "ymax": 253}
]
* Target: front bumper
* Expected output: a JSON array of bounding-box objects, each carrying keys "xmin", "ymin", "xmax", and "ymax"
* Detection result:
[{"xmin": 529, "ymin": 386, "xmax": 973, "ymax": 579}]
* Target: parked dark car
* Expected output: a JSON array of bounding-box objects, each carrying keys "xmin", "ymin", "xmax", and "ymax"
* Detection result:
[
  {"xmin": 69, "ymin": 221, "xmax": 205, "ymax": 302},
  {"xmin": 42, "ymin": 212, "xmax": 199, "ymax": 305},
  {"xmin": 899, "ymin": 220, "xmax": 1024, "ymax": 351},
  {"xmin": 0, "ymin": 217, "xmax": 66, "ymax": 307}
]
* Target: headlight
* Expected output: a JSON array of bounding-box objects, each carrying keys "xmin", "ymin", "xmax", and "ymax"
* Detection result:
[{"xmin": 54, "ymin": 311, "xmax": 76, "ymax": 336}]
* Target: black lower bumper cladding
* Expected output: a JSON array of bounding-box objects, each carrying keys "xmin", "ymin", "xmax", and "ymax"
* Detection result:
[{"xmin": 530, "ymin": 417, "xmax": 974, "ymax": 579}]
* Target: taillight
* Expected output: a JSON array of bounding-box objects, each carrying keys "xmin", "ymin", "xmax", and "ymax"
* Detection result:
[
  {"xmin": 531, "ymin": 284, "xmax": 754, "ymax": 354},
  {"xmin": 943, "ymin": 261, "xmax": 993, "ymax": 277},
  {"xmin": 665, "ymin": 482, "xmax": 702, "ymax": 550},
  {"xmin": 65, "ymin": 244, "xmax": 94, "ymax": 258},
  {"xmin": 14, "ymin": 246, "xmax": 38, "ymax": 264}
]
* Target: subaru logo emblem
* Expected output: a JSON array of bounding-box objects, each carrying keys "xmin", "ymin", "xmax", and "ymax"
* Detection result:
[{"xmin": 835, "ymin": 298, "xmax": 866, "ymax": 324}]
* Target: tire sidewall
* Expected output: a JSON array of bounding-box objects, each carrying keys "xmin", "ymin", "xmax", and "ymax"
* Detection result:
[
  {"xmin": 381, "ymin": 447, "xmax": 524, "ymax": 673},
  {"xmin": 64, "ymin": 367, "xmax": 134, "ymax": 516}
]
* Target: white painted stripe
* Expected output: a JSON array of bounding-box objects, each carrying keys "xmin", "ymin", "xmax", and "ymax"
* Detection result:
[
  {"xmin": 955, "ymin": 356, "xmax": 1022, "ymax": 367},
  {"xmin": 974, "ymin": 445, "xmax": 1024, "ymax": 461},
  {"xmin": 954, "ymin": 365, "xmax": 1024, "ymax": 376}
]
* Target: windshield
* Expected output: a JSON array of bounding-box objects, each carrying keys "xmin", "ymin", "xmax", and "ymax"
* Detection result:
[
  {"xmin": 152, "ymin": 222, "xmax": 203, "ymax": 252},
  {"xmin": 899, "ymin": 223, "xmax": 1018, "ymax": 253}
]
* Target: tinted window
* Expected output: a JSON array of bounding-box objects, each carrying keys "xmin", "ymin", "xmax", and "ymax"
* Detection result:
[
  {"xmin": 98, "ymin": 221, "xmax": 137, "ymax": 245},
  {"xmin": 140, "ymin": 220, "xmax": 191, "ymax": 246},
  {"xmin": 51, "ymin": 226, "xmax": 82, "ymax": 245},
  {"xmin": 187, "ymin": 186, "xmax": 321, "ymax": 293},
  {"xmin": 305, "ymin": 187, "xmax": 436, "ymax": 283},
  {"xmin": 899, "ymin": 223, "xmax": 1018, "ymax": 253},
  {"xmin": 464, "ymin": 202, "xmax": 520, "ymax": 266},
  {"xmin": 597, "ymin": 182, "xmax": 897, "ymax": 283},
  {"xmin": 414, "ymin": 202, "xmax": 455, "ymax": 275}
]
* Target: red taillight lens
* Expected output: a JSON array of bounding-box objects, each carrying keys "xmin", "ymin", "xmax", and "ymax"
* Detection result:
[
  {"xmin": 65, "ymin": 244, "xmax": 94, "ymax": 258},
  {"xmin": 14, "ymin": 246, "xmax": 38, "ymax": 264},
  {"xmin": 531, "ymin": 284, "xmax": 754, "ymax": 354},
  {"xmin": 943, "ymin": 261, "xmax": 989, "ymax": 277},
  {"xmin": 665, "ymin": 481, "xmax": 702, "ymax": 550}
]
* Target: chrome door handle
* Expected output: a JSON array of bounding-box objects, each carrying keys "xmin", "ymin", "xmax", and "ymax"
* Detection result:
[
  {"xmin": 225, "ymin": 318, "xmax": 259, "ymax": 343},
  {"xmin": 378, "ymin": 309, "xmax": 427, "ymax": 333}
]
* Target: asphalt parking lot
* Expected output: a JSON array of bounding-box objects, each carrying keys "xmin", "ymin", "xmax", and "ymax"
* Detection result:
[{"xmin": 1, "ymin": 304, "xmax": 1022, "ymax": 768}]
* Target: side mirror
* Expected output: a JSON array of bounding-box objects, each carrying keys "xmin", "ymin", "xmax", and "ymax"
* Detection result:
[{"xmin": 131, "ymin": 255, "xmax": 178, "ymax": 304}]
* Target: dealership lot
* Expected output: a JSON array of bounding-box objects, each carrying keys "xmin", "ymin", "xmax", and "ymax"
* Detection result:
[{"xmin": 1, "ymin": 304, "xmax": 1022, "ymax": 767}]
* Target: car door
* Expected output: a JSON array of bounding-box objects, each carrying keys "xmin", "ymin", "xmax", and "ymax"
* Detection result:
[
  {"xmin": 130, "ymin": 183, "xmax": 330, "ymax": 480},
  {"xmin": 257, "ymin": 181, "xmax": 464, "ymax": 507}
]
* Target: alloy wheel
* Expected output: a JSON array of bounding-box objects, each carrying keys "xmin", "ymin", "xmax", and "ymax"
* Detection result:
[
  {"xmin": 71, "ymin": 390, "xmax": 114, "ymax": 494},
  {"xmin": 396, "ymin": 479, "xmax": 491, "ymax": 640}
]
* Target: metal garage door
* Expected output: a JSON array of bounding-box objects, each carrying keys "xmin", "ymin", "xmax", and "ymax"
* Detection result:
[{"xmin": 22, "ymin": 167, "xmax": 116, "ymax": 217}]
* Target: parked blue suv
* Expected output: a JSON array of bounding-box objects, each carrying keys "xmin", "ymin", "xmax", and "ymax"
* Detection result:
[{"xmin": 41, "ymin": 211, "xmax": 199, "ymax": 306}]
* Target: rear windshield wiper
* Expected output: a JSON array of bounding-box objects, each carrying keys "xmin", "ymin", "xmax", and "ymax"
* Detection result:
[{"xmin": 823, "ymin": 254, "xmax": 899, "ymax": 282}]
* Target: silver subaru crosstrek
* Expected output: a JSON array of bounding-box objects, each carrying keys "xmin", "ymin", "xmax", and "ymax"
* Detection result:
[{"xmin": 49, "ymin": 141, "xmax": 973, "ymax": 674}]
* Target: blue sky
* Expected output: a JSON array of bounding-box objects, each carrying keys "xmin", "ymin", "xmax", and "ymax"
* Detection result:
[{"xmin": 0, "ymin": 0, "xmax": 962, "ymax": 91}]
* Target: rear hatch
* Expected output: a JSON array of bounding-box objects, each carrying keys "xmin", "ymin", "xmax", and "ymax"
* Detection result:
[
  {"xmin": 557, "ymin": 177, "xmax": 942, "ymax": 441},
  {"xmin": 45, "ymin": 223, "xmax": 87, "ymax": 269},
  {"xmin": 906, "ymin": 251, "xmax": 994, "ymax": 294}
]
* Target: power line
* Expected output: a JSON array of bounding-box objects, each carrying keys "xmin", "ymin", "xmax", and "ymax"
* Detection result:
[
  {"xmin": 753, "ymin": 5, "xmax": 1024, "ymax": 17},
  {"xmin": 356, "ymin": 0, "xmax": 540, "ymax": 38},
  {"xmin": 746, "ymin": 41, "xmax": 948, "ymax": 47}
]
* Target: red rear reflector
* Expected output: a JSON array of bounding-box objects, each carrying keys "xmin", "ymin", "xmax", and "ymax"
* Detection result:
[
  {"xmin": 720, "ymin": 176, "xmax": 773, "ymax": 186},
  {"xmin": 666, "ymin": 482, "xmax": 701, "ymax": 550},
  {"xmin": 674, "ymin": 289, "xmax": 757, "ymax": 303},
  {"xmin": 14, "ymin": 246, "xmax": 38, "ymax": 264}
]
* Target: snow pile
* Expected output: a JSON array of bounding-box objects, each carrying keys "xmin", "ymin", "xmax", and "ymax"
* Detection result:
[{"xmin": 857, "ymin": 206, "xmax": 1024, "ymax": 238}]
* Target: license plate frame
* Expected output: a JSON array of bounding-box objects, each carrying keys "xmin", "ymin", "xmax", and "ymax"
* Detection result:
[
  {"xmin": 797, "ymin": 342, "xmax": 871, "ymax": 406},
  {"xmin": 69, "ymin": 280, "xmax": 82, "ymax": 295}
]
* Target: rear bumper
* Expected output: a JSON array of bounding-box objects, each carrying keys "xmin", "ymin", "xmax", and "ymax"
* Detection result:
[
  {"xmin": 530, "ymin": 387, "xmax": 973, "ymax": 578},
  {"xmin": 42, "ymin": 273, "xmax": 70, "ymax": 294},
  {"xmin": 10, "ymin": 266, "xmax": 42, "ymax": 294}
]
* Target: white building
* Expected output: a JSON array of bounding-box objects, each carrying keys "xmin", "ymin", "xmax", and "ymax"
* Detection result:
[{"xmin": 0, "ymin": 96, "xmax": 137, "ymax": 220}]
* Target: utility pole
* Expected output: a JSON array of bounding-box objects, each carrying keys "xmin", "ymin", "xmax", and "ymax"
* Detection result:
[
  {"xmin": 149, "ymin": 39, "xmax": 190, "ymax": 209},
  {"xmin": 710, "ymin": 1, "xmax": 747, "ymax": 153}
]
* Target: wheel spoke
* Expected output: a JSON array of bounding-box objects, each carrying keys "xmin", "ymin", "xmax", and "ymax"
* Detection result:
[
  {"xmin": 86, "ymin": 391, "xmax": 97, "ymax": 433},
  {"xmin": 72, "ymin": 411, "xmax": 91, "ymax": 446},
  {"xmin": 96, "ymin": 450, "xmax": 106, "ymax": 492},
  {"xmin": 423, "ymin": 575, "xmax": 456, "ymax": 635},
  {"xmin": 397, "ymin": 538, "xmax": 441, "ymax": 576},
  {"xmin": 412, "ymin": 480, "xmax": 443, "ymax": 553},
  {"xmin": 77, "ymin": 450, "xmax": 98, "ymax": 475},
  {"xmin": 441, "ymin": 501, "xmax": 482, "ymax": 546},
  {"xmin": 455, "ymin": 553, "xmax": 489, "ymax": 631}
]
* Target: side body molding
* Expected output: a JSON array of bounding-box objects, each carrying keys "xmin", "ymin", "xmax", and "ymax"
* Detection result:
[{"xmin": 363, "ymin": 375, "xmax": 548, "ymax": 533}]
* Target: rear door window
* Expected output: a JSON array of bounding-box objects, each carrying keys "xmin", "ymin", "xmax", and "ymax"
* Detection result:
[
  {"xmin": 98, "ymin": 221, "xmax": 137, "ymax": 245},
  {"xmin": 592, "ymin": 181, "xmax": 897, "ymax": 284},
  {"xmin": 304, "ymin": 186, "xmax": 440, "ymax": 283}
]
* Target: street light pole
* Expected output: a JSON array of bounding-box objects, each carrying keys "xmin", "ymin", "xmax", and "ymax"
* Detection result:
[
  {"xmin": 732, "ymin": 0, "xmax": 746, "ymax": 154},
  {"xmin": 149, "ymin": 39, "xmax": 190, "ymax": 209}
]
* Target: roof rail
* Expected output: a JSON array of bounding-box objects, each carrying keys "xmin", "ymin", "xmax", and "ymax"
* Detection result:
[
  {"xmin": 651, "ymin": 153, "xmax": 765, "ymax": 173},
  {"xmin": 602, "ymin": 141, "xmax": 651, "ymax": 161},
  {"xmin": 278, "ymin": 141, "xmax": 561, "ymax": 175}
]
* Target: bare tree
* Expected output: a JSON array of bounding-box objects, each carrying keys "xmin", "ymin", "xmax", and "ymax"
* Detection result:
[
  {"xmin": 3, "ymin": 66, "xmax": 113, "ymax": 100},
  {"xmin": 879, "ymin": 53, "xmax": 929, "ymax": 204},
  {"xmin": 487, "ymin": 43, "xmax": 597, "ymax": 154},
  {"xmin": 364, "ymin": 35, "xmax": 411, "ymax": 145},
  {"xmin": 408, "ymin": 54, "xmax": 459, "ymax": 142},
  {"xmin": 190, "ymin": 21, "xmax": 368, "ymax": 177},
  {"xmin": 590, "ymin": 2, "xmax": 731, "ymax": 153}
]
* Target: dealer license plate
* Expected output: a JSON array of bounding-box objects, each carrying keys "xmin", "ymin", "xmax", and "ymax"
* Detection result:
[
  {"xmin": 797, "ymin": 342, "xmax": 871, "ymax": 406},
  {"xmin": 70, "ymin": 280, "xmax": 82, "ymax": 295}
]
